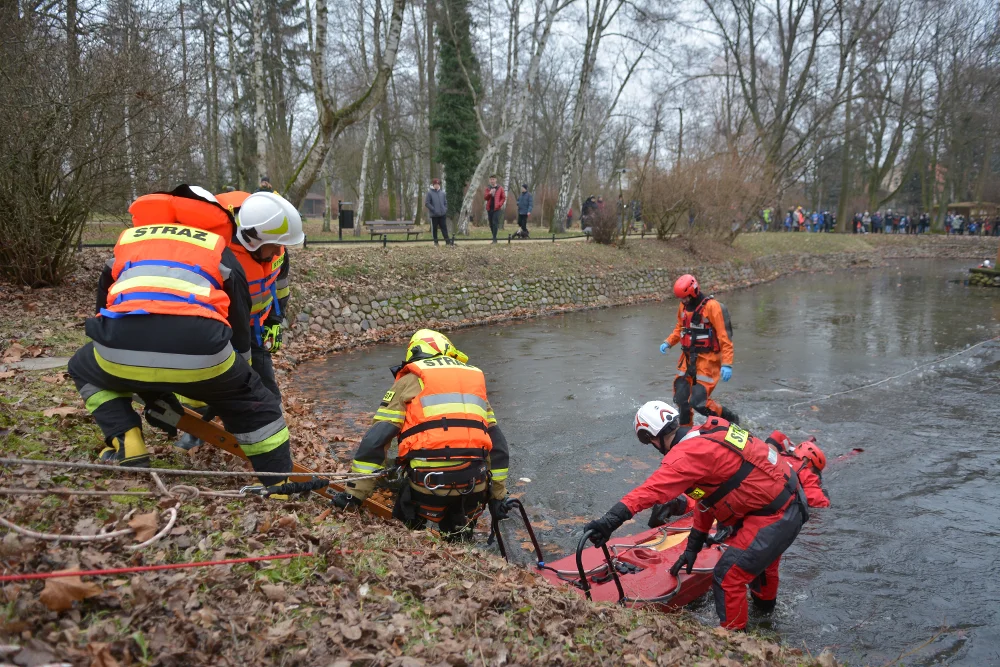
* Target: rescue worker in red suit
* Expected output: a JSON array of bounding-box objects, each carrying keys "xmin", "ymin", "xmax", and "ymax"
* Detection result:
[
  {"xmin": 584, "ymin": 401, "xmax": 808, "ymax": 630},
  {"xmin": 660, "ymin": 275, "xmax": 739, "ymax": 427},
  {"xmin": 767, "ymin": 431, "xmax": 830, "ymax": 508},
  {"xmin": 66, "ymin": 185, "xmax": 302, "ymax": 484}
]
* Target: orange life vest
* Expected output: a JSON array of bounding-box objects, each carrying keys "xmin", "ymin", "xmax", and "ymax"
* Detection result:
[
  {"xmin": 100, "ymin": 189, "xmax": 235, "ymax": 326},
  {"xmin": 396, "ymin": 357, "xmax": 493, "ymax": 461},
  {"xmin": 684, "ymin": 418, "xmax": 798, "ymax": 524},
  {"xmin": 679, "ymin": 297, "xmax": 720, "ymax": 353},
  {"xmin": 214, "ymin": 190, "xmax": 286, "ymax": 341},
  {"xmin": 232, "ymin": 243, "xmax": 285, "ymax": 340}
]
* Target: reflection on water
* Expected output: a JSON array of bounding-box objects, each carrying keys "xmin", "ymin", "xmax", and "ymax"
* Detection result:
[{"xmin": 297, "ymin": 260, "xmax": 1000, "ymax": 665}]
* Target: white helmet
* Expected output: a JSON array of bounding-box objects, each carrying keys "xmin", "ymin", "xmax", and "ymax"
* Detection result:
[
  {"xmin": 236, "ymin": 192, "xmax": 305, "ymax": 251},
  {"xmin": 634, "ymin": 401, "xmax": 681, "ymax": 447}
]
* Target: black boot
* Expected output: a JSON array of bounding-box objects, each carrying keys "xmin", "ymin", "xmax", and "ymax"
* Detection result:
[
  {"xmin": 720, "ymin": 406, "xmax": 740, "ymax": 424},
  {"xmin": 751, "ymin": 594, "xmax": 776, "ymax": 613}
]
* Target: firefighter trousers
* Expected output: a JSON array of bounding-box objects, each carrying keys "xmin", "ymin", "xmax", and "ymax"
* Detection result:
[
  {"xmin": 68, "ymin": 341, "xmax": 292, "ymax": 484},
  {"xmin": 673, "ymin": 373, "xmax": 724, "ymax": 426},
  {"xmin": 392, "ymin": 482, "xmax": 488, "ymax": 542},
  {"xmin": 251, "ymin": 344, "xmax": 281, "ymax": 401},
  {"xmin": 711, "ymin": 499, "xmax": 807, "ymax": 629}
]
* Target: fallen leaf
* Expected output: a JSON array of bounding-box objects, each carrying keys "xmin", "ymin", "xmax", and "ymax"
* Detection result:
[
  {"xmin": 811, "ymin": 405, "xmax": 820, "ymax": 411},
  {"xmin": 1, "ymin": 343, "xmax": 26, "ymax": 362},
  {"xmin": 39, "ymin": 574, "xmax": 102, "ymax": 611},
  {"xmin": 260, "ymin": 584, "xmax": 286, "ymax": 602},
  {"xmin": 87, "ymin": 641, "xmax": 120, "ymax": 667},
  {"xmin": 0, "ymin": 371, "xmax": 15, "ymax": 380},
  {"xmin": 312, "ymin": 508, "xmax": 332, "ymax": 524},
  {"xmin": 40, "ymin": 374, "xmax": 66, "ymax": 384},
  {"xmin": 42, "ymin": 406, "xmax": 77, "ymax": 418},
  {"xmin": 267, "ymin": 619, "xmax": 295, "ymax": 641},
  {"xmin": 25, "ymin": 345, "xmax": 44, "ymax": 358},
  {"xmin": 128, "ymin": 512, "xmax": 159, "ymax": 543},
  {"xmin": 340, "ymin": 623, "xmax": 362, "ymax": 641}
]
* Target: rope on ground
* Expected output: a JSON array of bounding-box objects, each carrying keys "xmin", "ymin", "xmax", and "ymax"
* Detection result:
[
  {"xmin": 0, "ymin": 457, "xmax": 383, "ymax": 480},
  {"xmin": 788, "ymin": 334, "xmax": 1000, "ymax": 412},
  {"xmin": 0, "ymin": 552, "xmax": 315, "ymax": 583},
  {"xmin": 0, "ymin": 507, "xmax": 178, "ymax": 549},
  {"xmin": 127, "ymin": 507, "xmax": 177, "ymax": 551}
]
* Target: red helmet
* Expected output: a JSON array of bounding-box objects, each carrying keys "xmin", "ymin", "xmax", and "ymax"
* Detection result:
[
  {"xmin": 673, "ymin": 274, "xmax": 700, "ymax": 299},
  {"xmin": 794, "ymin": 441, "xmax": 827, "ymax": 471}
]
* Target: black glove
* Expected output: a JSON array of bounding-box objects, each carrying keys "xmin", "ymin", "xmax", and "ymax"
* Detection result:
[
  {"xmin": 648, "ymin": 495, "xmax": 690, "ymax": 528},
  {"xmin": 489, "ymin": 497, "xmax": 511, "ymax": 521},
  {"xmin": 330, "ymin": 491, "xmax": 363, "ymax": 511},
  {"xmin": 583, "ymin": 502, "xmax": 633, "ymax": 546},
  {"xmin": 669, "ymin": 529, "xmax": 708, "ymax": 576}
]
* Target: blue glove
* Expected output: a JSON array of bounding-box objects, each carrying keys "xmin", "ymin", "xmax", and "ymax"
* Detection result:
[
  {"xmin": 659, "ymin": 342, "xmax": 670, "ymax": 354},
  {"xmin": 720, "ymin": 365, "xmax": 732, "ymax": 382}
]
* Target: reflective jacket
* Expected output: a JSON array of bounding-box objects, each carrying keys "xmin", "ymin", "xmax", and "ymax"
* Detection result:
[
  {"xmin": 396, "ymin": 357, "xmax": 494, "ymax": 461},
  {"xmin": 101, "ymin": 191, "xmax": 236, "ymax": 326},
  {"xmin": 621, "ymin": 418, "xmax": 800, "ymax": 531},
  {"xmin": 215, "ymin": 190, "xmax": 290, "ymax": 340}
]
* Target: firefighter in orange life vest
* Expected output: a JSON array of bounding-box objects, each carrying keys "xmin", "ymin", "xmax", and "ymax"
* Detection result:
[
  {"xmin": 767, "ymin": 431, "xmax": 830, "ymax": 508},
  {"xmin": 584, "ymin": 401, "xmax": 808, "ymax": 630},
  {"xmin": 330, "ymin": 330, "xmax": 511, "ymax": 541},
  {"xmin": 66, "ymin": 185, "xmax": 303, "ymax": 484},
  {"xmin": 660, "ymin": 274, "xmax": 739, "ymax": 427},
  {"xmin": 173, "ymin": 190, "xmax": 295, "ymax": 451}
]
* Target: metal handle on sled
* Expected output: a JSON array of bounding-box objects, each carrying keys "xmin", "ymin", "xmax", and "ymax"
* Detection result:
[
  {"xmin": 577, "ymin": 530, "xmax": 625, "ymax": 604},
  {"xmin": 490, "ymin": 498, "xmax": 546, "ymax": 568}
]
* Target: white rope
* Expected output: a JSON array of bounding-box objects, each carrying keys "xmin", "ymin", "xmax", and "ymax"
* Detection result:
[
  {"xmin": 0, "ymin": 508, "xmax": 179, "ymax": 550},
  {"xmin": 0, "ymin": 457, "xmax": 385, "ymax": 480},
  {"xmin": 788, "ymin": 335, "xmax": 1000, "ymax": 412},
  {"xmin": 127, "ymin": 507, "xmax": 177, "ymax": 551}
]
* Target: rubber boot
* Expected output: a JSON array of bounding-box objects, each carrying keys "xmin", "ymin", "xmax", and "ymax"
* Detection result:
[
  {"xmin": 100, "ymin": 427, "xmax": 150, "ymax": 467},
  {"xmin": 720, "ymin": 406, "xmax": 740, "ymax": 425},
  {"xmin": 751, "ymin": 594, "xmax": 776, "ymax": 613}
]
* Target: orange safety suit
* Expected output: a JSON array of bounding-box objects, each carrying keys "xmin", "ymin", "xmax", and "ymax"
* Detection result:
[{"xmin": 666, "ymin": 295, "xmax": 734, "ymax": 426}]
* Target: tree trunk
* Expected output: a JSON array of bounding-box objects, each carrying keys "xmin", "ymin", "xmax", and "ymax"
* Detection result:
[
  {"xmin": 427, "ymin": 0, "xmax": 439, "ymax": 180},
  {"xmin": 252, "ymin": 0, "xmax": 267, "ymax": 184},
  {"xmin": 179, "ymin": 0, "xmax": 188, "ymax": 116},
  {"xmin": 456, "ymin": 0, "xmax": 564, "ymax": 230},
  {"xmin": 357, "ymin": 109, "xmax": 378, "ymax": 228},
  {"xmin": 287, "ymin": 0, "xmax": 406, "ymax": 207},
  {"xmin": 225, "ymin": 0, "xmax": 244, "ymax": 189},
  {"xmin": 322, "ymin": 161, "xmax": 332, "ymax": 232}
]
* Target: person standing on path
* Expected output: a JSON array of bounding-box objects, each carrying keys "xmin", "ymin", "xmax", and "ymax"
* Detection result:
[
  {"xmin": 483, "ymin": 175, "xmax": 506, "ymax": 244},
  {"xmin": 516, "ymin": 184, "xmax": 533, "ymax": 238},
  {"xmin": 424, "ymin": 178, "xmax": 452, "ymax": 246}
]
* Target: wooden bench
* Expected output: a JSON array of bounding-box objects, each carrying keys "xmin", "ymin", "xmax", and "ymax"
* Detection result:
[{"xmin": 363, "ymin": 220, "xmax": 421, "ymax": 240}]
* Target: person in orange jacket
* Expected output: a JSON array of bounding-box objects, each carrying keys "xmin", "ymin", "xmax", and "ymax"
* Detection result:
[
  {"xmin": 660, "ymin": 274, "xmax": 738, "ymax": 427},
  {"xmin": 767, "ymin": 431, "xmax": 830, "ymax": 508},
  {"xmin": 585, "ymin": 402, "xmax": 808, "ymax": 629}
]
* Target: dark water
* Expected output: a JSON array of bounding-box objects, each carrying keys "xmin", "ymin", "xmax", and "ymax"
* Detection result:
[{"xmin": 297, "ymin": 260, "xmax": 1000, "ymax": 665}]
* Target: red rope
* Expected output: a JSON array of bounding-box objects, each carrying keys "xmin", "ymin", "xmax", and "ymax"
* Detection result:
[{"xmin": 0, "ymin": 552, "xmax": 314, "ymax": 582}]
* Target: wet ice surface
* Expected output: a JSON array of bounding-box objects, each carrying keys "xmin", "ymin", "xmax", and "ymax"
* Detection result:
[{"xmin": 298, "ymin": 259, "xmax": 1000, "ymax": 665}]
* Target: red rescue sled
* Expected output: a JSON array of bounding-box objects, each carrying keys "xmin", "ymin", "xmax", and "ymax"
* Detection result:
[{"xmin": 493, "ymin": 503, "xmax": 725, "ymax": 611}]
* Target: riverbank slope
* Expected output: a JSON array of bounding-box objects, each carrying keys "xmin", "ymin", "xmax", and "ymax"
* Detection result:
[{"xmin": 2, "ymin": 234, "xmax": 993, "ymax": 665}]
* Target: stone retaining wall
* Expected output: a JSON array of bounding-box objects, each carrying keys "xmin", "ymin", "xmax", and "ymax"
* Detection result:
[
  {"xmin": 969, "ymin": 267, "xmax": 1000, "ymax": 287},
  {"xmin": 290, "ymin": 239, "xmax": 998, "ymax": 344}
]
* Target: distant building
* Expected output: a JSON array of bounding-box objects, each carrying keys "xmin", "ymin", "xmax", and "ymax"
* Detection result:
[{"xmin": 300, "ymin": 192, "xmax": 326, "ymax": 218}]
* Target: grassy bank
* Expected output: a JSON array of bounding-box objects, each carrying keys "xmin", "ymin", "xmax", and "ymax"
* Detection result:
[{"xmin": 4, "ymin": 232, "xmax": 993, "ymax": 665}]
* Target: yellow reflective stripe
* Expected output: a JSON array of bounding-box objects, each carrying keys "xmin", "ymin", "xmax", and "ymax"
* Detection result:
[
  {"xmin": 490, "ymin": 467, "xmax": 509, "ymax": 481},
  {"xmin": 421, "ymin": 403, "xmax": 489, "ymax": 419},
  {"xmin": 239, "ymin": 426, "xmax": 289, "ymax": 457},
  {"xmin": 486, "ymin": 409, "xmax": 497, "ymax": 426},
  {"xmin": 84, "ymin": 390, "xmax": 132, "ymax": 413},
  {"xmin": 175, "ymin": 393, "xmax": 208, "ymax": 408},
  {"xmin": 275, "ymin": 286, "xmax": 290, "ymax": 299},
  {"xmin": 350, "ymin": 460, "xmax": 384, "ymax": 473},
  {"xmin": 374, "ymin": 408, "xmax": 405, "ymax": 423},
  {"xmin": 95, "ymin": 348, "xmax": 235, "ymax": 383},
  {"xmin": 408, "ymin": 459, "xmax": 475, "ymax": 468},
  {"xmin": 109, "ymin": 276, "xmax": 211, "ymax": 297},
  {"xmin": 250, "ymin": 298, "xmax": 273, "ymax": 314}
]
